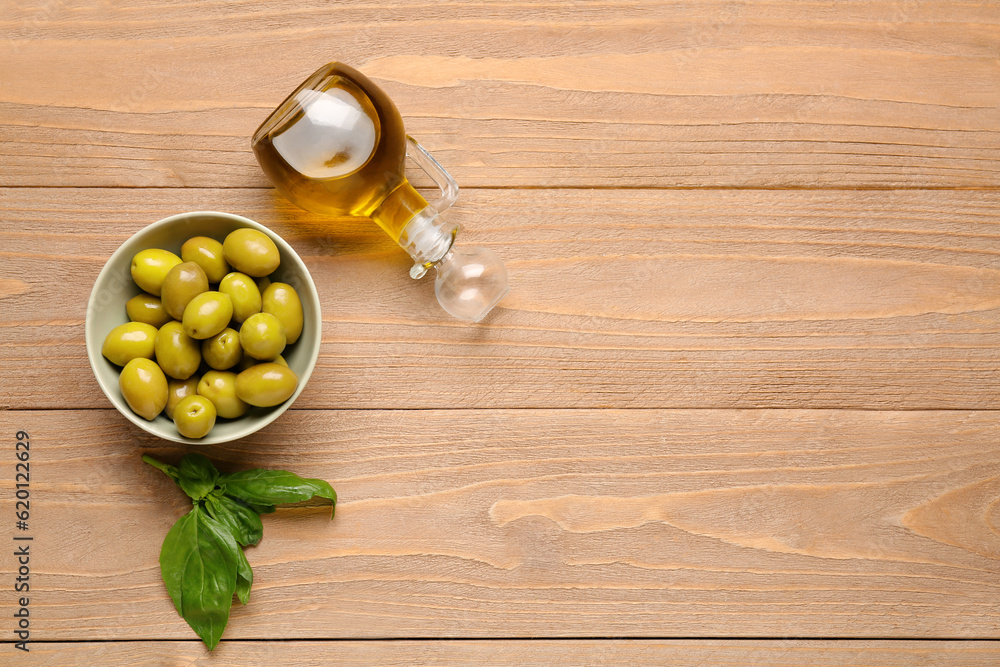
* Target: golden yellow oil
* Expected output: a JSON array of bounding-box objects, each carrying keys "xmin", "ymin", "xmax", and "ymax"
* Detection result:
[{"xmin": 252, "ymin": 62, "xmax": 427, "ymax": 241}]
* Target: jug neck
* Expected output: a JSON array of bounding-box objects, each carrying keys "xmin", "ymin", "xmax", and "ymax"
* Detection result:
[
  {"xmin": 370, "ymin": 180, "xmax": 429, "ymax": 242},
  {"xmin": 371, "ymin": 181, "xmax": 459, "ymax": 279}
]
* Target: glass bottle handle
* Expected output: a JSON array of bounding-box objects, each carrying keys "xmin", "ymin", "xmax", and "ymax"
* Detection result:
[
  {"xmin": 406, "ymin": 136, "xmax": 459, "ymax": 213},
  {"xmin": 402, "ymin": 136, "xmax": 510, "ymax": 321}
]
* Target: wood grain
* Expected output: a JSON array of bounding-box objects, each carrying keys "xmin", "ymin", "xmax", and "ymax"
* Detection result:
[
  {"xmin": 3, "ymin": 409, "xmax": 1000, "ymax": 640},
  {"xmin": 2, "ymin": 187, "xmax": 998, "ymax": 411},
  {"xmin": 4, "ymin": 1, "xmax": 999, "ymax": 659},
  {"xmin": 14, "ymin": 640, "xmax": 1000, "ymax": 666},
  {"xmin": 1, "ymin": 1, "xmax": 997, "ymax": 188}
]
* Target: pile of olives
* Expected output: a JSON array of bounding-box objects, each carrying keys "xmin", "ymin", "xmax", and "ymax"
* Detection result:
[{"xmin": 102, "ymin": 228, "xmax": 305, "ymax": 439}]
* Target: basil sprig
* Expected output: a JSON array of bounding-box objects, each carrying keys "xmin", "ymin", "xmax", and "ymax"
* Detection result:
[{"xmin": 143, "ymin": 453, "xmax": 336, "ymax": 650}]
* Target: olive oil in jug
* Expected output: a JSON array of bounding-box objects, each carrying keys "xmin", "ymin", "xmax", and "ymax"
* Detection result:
[{"xmin": 252, "ymin": 62, "xmax": 509, "ymax": 322}]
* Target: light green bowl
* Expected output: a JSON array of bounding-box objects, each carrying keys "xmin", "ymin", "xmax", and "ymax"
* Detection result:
[{"xmin": 86, "ymin": 211, "xmax": 321, "ymax": 444}]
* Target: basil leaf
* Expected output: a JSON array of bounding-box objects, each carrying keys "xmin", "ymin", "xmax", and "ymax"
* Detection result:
[
  {"xmin": 177, "ymin": 453, "xmax": 219, "ymax": 501},
  {"xmin": 159, "ymin": 505, "xmax": 239, "ymax": 650},
  {"xmin": 147, "ymin": 453, "xmax": 338, "ymax": 648},
  {"xmin": 201, "ymin": 494, "xmax": 254, "ymax": 603},
  {"xmin": 142, "ymin": 454, "xmax": 180, "ymax": 483},
  {"xmin": 205, "ymin": 494, "xmax": 264, "ymax": 546},
  {"xmin": 234, "ymin": 546, "xmax": 253, "ymax": 605},
  {"xmin": 246, "ymin": 502, "xmax": 276, "ymax": 515},
  {"xmin": 159, "ymin": 510, "xmax": 196, "ymax": 615},
  {"xmin": 218, "ymin": 469, "xmax": 337, "ymax": 516}
]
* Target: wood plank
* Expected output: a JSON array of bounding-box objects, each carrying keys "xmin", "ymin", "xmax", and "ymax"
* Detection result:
[
  {"xmin": 14, "ymin": 640, "xmax": 1000, "ymax": 666},
  {"xmin": 1, "ymin": 1, "xmax": 997, "ymax": 188},
  {"xmin": 3, "ymin": 409, "xmax": 1000, "ymax": 639},
  {"xmin": 2, "ymin": 187, "xmax": 999, "ymax": 410}
]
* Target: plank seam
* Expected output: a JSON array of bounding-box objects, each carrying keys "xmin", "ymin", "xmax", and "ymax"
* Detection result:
[
  {"xmin": 6, "ymin": 407, "xmax": 1000, "ymax": 412},
  {"xmin": 1, "ymin": 185, "xmax": 999, "ymax": 192},
  {"xmin": 19, "ymin": 637, "xmax": 1000, "ymax": 643}
]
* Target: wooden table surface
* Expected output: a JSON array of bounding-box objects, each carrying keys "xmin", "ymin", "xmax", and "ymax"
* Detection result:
[{"xmin": 2, "ymin": 1, "xmax": 999, "ymax": 664}]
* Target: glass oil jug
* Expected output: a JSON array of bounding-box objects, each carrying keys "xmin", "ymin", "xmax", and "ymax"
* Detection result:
[{"xmin": 251, "ymin": 62, "xmax": 509, "ymax": 322}]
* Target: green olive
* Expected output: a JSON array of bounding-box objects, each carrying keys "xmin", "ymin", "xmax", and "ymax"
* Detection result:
[
  {"xmin": 102, "ymin": 322, "xmax": 158, "ymax": 367},
  {"xmin": 173, "ymin": 395, "xmax": 217, "ymax": 439},
  {"xmin": 262, "ymin": 282, "xmax": 304, "ymax": 344},
  {"xmin": 235, "ymin": 362, "xmax": 298, "ymax": 407},
  {"xmin": 161, "ymin": 261, "xmax": 209, "ymax": 320},
  {"xmin": 202, "ymin": 327, "xmax": 242, "ymax": 370},
  {"xmin": 256, "ymin": 275, "xmax": 272, "ymax": 293},
  {"xmin": 219, "ymin": 272, "xmax": 262, "ymax": 324},
  {"xmin": 197, "ymin": 371, "xmax": 249, "ymax": 419},
  {"xmin": 165, "ymin": 376, "xmax": 199, "ymax": 420},
  {"xmin": 236, "ymin": 354, "xmax": 287, "ymax": 370},
  {"xmin": 236, "ymin": 354, "xmax": 287, "ymax": 374},
  {"xmin": 154, "ymin": 321, "xmax": 201, "ymax": 380},
  {"xmin": 181, "ymin": 236, "xmax": 230, "ymax": 283},
  {"xmin": 119, "ymin": 358, "xmax": 168, "ymax": 420},
  {"xmin": 223, "ymin": 228, "xmax": 280, "ymax": 277},
  {"xmin": 126, "ymin": 294, "xmax": 172, "ymax": 328},
  {"xmin": 239, "ymin": 312, "xmax": 286, "ymax": 360},
  {"xmin": 131, "ymin": 249, "xmax": 182, "ymax": 296},
  {"xmin": 182, "ymin": 291, "xmax": 233, "ymax": 340}
]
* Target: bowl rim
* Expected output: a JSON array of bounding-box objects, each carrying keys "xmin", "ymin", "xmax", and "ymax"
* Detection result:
[{"xmin": 85, "ymin": 210, "xmax": 322, "ymax": 444}]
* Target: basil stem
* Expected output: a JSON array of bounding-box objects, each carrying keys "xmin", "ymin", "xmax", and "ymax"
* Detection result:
[{"xmin": 141, "ymin": 454, "xmax": 180, "ymax": 483}]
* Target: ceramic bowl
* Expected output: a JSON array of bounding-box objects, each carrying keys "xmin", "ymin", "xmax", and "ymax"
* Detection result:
[{"xmin": 85, "ymin": 211, "xmax": 321, "ymax": 444}]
